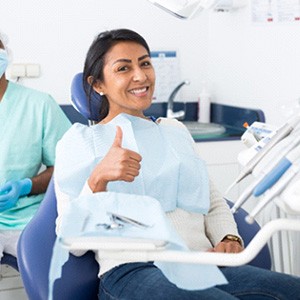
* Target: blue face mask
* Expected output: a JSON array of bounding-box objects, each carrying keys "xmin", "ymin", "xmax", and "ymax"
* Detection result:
[{"xmin": 0, "ymin": 49, "xmax": 8, "ymax": 78}]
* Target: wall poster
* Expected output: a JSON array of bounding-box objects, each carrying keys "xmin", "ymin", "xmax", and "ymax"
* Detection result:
[{"xmin": 251, "ymin": 0, "xmax": 300, "ymax": 23}]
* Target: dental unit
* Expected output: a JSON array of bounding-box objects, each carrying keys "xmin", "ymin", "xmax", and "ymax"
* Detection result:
[
  {"xmin": 231, "ymin": 134, "xmax": 300, "ymax": 214},
  {"xmin": 277, "ymin": 175, "xmax": 300, "ymax": 215},
  {"xmin": 252, "ymin": 145, "xmax": 300, "ymax": 197},
  {"xmin": 226, "ymin": 114, "xmax": 300, "ymax": 195},
  {"xmin": 245, "ymin": 158, "xmax": 300, "ymax": 224}
]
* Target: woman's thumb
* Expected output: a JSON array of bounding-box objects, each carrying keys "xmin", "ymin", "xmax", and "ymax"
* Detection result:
[{"xmin": 112, "ymin": 126, "xmax": 123, "ymax": 147}]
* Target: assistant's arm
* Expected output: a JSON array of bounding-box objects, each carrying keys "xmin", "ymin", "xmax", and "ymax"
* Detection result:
[
  {"xmin": 0, "ymin": 167, "xmax": 54, "ymax": 212},
  {"xmin": 30, "ymin": 166, "xmax": 53, "ymax": 195}
]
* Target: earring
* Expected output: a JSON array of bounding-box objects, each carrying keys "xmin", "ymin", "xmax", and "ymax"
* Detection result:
[{"xmin": 99, "ymin": 92, "xmax": 104, "ymax": 96}]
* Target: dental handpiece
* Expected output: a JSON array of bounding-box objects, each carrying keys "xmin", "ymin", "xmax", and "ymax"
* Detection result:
[
  {"xmin": 245, "ymin": 159, "xmax": 300, "ymax": 224},
  {"xmin": 253, "ymin": 145, "xmax": 300, "ymax": 197},
  {"xmin": 226, "ymin": 115, "xmax": 300, "ymax": 195},
  {"xmin": 231, "ymin": 135, "xmax": 300, "ymax": 213},
  {"xmin": 230, "ymin": 175, "xmax": 266, "ymax": 214}
]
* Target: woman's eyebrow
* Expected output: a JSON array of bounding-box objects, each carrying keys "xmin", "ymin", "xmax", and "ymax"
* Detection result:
[
  {"xmin": 138, "ymin": 54, "xmax": 150, "ymax": 61},
  {"xmin": 113, "ymin": 58, "xmax": 131, "ymax": 65},
  {"xmin": 112, "ymin": 54, "xmax": 150, "ymax": 65}
]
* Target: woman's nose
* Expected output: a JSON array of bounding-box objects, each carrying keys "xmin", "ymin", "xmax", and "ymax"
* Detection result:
[{"xmin": 133, "ymin": 67, "xmax": 147, "ymax": 82}]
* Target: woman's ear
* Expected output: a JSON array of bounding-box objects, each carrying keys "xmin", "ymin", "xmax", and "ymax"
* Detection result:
[{"xmin": 87, "ymin": 76, "xmax": 104, "ymax": 95}]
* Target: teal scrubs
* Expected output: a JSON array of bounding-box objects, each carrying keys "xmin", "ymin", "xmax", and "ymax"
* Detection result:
[{"xmin": 0, "ymin": 81, "xmax": 71, "ymax": 229}]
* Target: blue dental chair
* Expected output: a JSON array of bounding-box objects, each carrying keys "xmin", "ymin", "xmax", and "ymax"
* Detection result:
[
  {"xmin": 16, "ymin": 73, "xmax": 272, "ymax": 300},
  {"xmin": 17, "ymin": 177, "xmax": 99, "ymax": 300}
]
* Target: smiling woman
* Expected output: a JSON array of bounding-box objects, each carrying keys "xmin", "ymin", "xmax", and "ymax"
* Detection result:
[
  {"xmin": 82, "ymin": 29, "xmax": 155, "ymax": 122},
  {"xmin": 91, "ymin": 41, "xmax": 155, "ymax": 121}
]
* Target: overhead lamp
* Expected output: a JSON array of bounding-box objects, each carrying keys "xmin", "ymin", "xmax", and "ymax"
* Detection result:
[{"xmin": 148, "ymin": 0, "xmax": 247, "ymax": 19}]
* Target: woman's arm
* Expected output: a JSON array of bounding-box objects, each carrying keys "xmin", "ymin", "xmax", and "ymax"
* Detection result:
[
  {"xmin": 88, "ymin": 126, "xmax": 142, "ymax": 192},
  {"xmin": 204, "ymin": 180, "xmax": 244, "ymax": 253}
]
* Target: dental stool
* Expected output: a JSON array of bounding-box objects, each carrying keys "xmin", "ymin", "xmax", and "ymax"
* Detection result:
[{"xmin": 0, "ymin": 253, "xmax": 18, "ymax": 279}]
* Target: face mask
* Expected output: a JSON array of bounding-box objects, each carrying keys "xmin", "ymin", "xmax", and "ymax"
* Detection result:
[{"xmin": 0, "ymin": 49, "xmax": 8, "ymax": 78}]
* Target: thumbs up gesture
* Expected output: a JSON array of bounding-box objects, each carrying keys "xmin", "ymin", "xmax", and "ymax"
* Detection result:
[{"xmin": 88, "ymin": 126, "xmax": 142, "ymax": 192}]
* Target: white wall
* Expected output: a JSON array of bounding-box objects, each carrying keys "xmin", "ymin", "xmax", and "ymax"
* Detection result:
[
  {"xmin": 206, "ymin": 4, "xmax": 300, "ymax": 125},
  {"xmin": 0, "ymin": 0, "xmax": 208, "ymax": 105},
  {"xmin": 1, "ymin": 0, "xmax": 300, "ymax": 125}
]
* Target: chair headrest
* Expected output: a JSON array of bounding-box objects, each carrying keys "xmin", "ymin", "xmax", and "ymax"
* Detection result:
[{"xmin": 70, "ymin": 72, "xmax": 103, "ymax": 122}]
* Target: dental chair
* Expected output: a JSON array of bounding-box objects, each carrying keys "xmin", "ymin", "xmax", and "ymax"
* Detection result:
[
  {"xmin": 16, "ymin": 73, "xmax": 271, "ymax": 300},
  {"xmin": 17, "ymin": 177, "xmax": 99, "ymax": 300},
  {"xmin": 16, "ymin": 179, "xmax": 272, "ymax": 300}
]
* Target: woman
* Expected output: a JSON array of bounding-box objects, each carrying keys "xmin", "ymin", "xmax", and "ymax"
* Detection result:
[{"xmin": 54, "ymin": 28, "xmax": 300, "ymax": 300}]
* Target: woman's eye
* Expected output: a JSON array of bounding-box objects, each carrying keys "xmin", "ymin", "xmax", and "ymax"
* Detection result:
[
  {"xmin": 118, "ymin": 66, "xmax": 128, "ymax": 72},
  {"xmin": 141, "ymin": 61, "xmax": 152, "ymax": 67}
]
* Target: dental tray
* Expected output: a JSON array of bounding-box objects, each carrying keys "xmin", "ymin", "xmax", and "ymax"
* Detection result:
[{"xmin": 60, "ymin": 236, "xmax": 168, "ymax": 251}]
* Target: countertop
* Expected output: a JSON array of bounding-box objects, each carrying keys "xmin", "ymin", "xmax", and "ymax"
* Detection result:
[{"xmin": 144, "ymin": 102, "xmax": 265, "ymax": 142}]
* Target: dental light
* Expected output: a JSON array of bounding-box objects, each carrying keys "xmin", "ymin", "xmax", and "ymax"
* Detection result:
[
  {"xmin": 147, "ymin": 0, "xmax": 247, "ymax": 19},
  {"xmin": 147, "ymin": 0, "xmax": 216, "ymax": 19}
]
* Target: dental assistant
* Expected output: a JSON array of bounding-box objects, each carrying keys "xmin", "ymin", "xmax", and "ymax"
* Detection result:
[
  {"xmin": 0, "ymin": 31, "xmax": 71, "ymax": 260},
  {"xmin": 54, "ymin": 29, "xmax": 300, "ymax": 299}
]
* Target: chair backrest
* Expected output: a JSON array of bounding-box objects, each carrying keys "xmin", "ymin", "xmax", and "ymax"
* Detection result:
[
  {"xmin": 17, "ymin": 178, "xmax": 99, "ymax": 300},
  {"xmin": 70, "ymin": 72, "xmax": 103, "ymax": 122}
]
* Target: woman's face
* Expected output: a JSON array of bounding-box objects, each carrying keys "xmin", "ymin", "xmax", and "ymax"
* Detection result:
[{"xmin": 95, "ymin": 41, "xmax": 155, "ymax": 119}]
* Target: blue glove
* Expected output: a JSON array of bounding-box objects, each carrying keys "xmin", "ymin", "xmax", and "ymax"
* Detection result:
[{"xmin": 0, "ymin": 178, "xmax": 32, "ymax": 212}]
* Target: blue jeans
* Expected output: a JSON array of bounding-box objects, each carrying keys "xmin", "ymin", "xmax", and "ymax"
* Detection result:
[{"xmin": 99, "ymin": 262, "xmax": 300, "ymax": 300}]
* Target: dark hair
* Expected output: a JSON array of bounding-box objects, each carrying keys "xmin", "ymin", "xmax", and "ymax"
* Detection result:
[{"xmin": 83, "ymin": 28, "xmax": 150, "ymax": 121}]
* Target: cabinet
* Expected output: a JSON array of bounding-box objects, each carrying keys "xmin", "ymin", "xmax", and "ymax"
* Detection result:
[{"xmin": 194, "ymin": 140, "xmax": 249, "ymax": 203}]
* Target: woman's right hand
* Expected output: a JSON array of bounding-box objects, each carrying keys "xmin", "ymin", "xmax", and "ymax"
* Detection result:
[{"xmin": 88, "ymin": 126, "xmax": 142, "ymax": 192}]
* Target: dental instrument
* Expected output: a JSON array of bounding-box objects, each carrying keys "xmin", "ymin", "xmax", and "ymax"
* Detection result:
[
  {"xmin": 108, "ymin": 212, "xmax": 152, "ymax": 229},
  {"xmin": 231, "ymin": 134, "xmax": 300, "ymax": 213},
  {"xmin": 226, "ymin": 114, "xmax": 300, "ymax": 195},
  {"xmin": 96, "ymin": 212, "xmax": 152, "ymax": 231},
  {"xmin": 245, "ymin": 158, "xmax": 300, "ymax": 224},
  {"xmin": 253, "ymin": 145, "xmax": 300, "ymax": 197},
  {"xmin": 241, "ymin": 121, "xmax": 277, "ymax": 149},
  {"xmin": 243, "ymin": 122, "xmax": 261, "ymax": 143}
]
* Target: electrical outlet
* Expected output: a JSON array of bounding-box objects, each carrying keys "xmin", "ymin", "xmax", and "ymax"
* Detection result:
[
  {"xmin": 26, "ymin": 64, "xmax": 40, "ymax": 77},
  {"xmin": 7, "ymin": 64, "xmax": 26, "ymax": 78}
]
